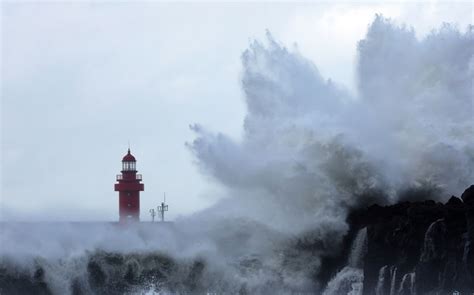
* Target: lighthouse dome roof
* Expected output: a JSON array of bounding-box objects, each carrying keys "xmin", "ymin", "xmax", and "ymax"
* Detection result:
[{"xmin": 122, "ymin": 149, "xmax": 136, "ymax": 162}]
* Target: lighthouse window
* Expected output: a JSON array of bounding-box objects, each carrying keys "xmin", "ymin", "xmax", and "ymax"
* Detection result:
[
  {"xmin": 123, "ymin": 162, "xmax": 130, "ymax": 170},
  {"xmin": 122, "ymin": 161, "xmax": 136, "ymax": 171}
]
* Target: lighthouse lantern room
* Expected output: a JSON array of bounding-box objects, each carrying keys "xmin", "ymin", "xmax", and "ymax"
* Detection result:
[{"xmin": 114, "ymin": 149, "xmax": 144, "ymax": 223}]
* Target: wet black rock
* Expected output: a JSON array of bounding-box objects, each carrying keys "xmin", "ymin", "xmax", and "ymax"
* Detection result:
[
  {"xmin": 461, "ymin": 185, "xmax": 474, "ymax": 205},
  {"xmin": 343, "ymin": 185, "xmax": 474, "ymax": 295},
  {"xmin": 462, "ymin": 185, "xmax": 474, "ymax": 288}
]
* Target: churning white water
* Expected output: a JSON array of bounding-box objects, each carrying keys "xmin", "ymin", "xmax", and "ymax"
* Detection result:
[
  {"xmin": 322, "ymin": 267, "xmax": 364, "ymax": 295},
  {"xmin": 323, "ymin": 227, "xmax": 368, "ymax": 295}
]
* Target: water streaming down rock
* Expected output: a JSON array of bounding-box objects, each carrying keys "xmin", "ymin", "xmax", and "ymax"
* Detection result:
[
  {"xmin": 349, "ymin": 228, "xmax": 368, "ymax": 269},
  {"xmin": 416, "ymin": 219, "xmax": 447, "ymax": 293},
  {"xmin": 374, "ymin": 267, "xmax": 416, "ymax": 295},
  {"xmin": 397, "ymin": 272, "xmax": 415, "ymax": 295},
  {"xmin": 375, "ymin": 265, "xmax": 388, "ymax": 295},
  {"xmin": 409, "ymin": 273, "xmax": 415, "ymax": 295},
  {"xmin": 420, "ymin": 219, "xmax": 446, "ymax": 263},
  {"xmin": 389, "ymin": 266, "xmax": 397, "ymax": 295},
  {"xmin": 323, "ymin": 227, "xmax": 367, "ymax": 295}
]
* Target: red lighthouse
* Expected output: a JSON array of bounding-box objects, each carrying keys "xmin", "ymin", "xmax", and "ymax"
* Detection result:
[{"xmin": 114, "ymin": 149, "xmax": 144, "ymax": 223}]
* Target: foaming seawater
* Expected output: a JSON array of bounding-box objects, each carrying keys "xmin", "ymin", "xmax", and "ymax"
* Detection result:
[
  {"xmin": 323, "ymin": 227, "xmax": 367, "ymax": 295},
  {"xmin": 0, "ymin": 221, "xmax": 321, "ymax": 294}
]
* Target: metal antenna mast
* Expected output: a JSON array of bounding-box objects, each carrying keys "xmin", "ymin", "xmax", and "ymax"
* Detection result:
[
  {"xmin": 157, "ymin": 192, "xmax": 168, "ymax": 222},
  {"xmin": 149, "ymin": 208, "xmax": 156, "ymax": 222}
]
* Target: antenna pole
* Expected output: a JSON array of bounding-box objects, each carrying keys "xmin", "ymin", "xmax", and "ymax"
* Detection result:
[
  {"xmin": 157, "ymin": 192, "xmax": 169, "ymax": 222},
  {"xmin": 149, "ymin": 208, "xmax": 156, "ymax": 222}
]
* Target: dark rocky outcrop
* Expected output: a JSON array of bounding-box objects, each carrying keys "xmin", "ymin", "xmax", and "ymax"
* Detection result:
[
  {"xmin": 343, "ymin": 185, "xmax": 474, "ymax": 295},
  {"xmin": 0, "ymin": 265, "xmax": 51, "ymax": 295}
]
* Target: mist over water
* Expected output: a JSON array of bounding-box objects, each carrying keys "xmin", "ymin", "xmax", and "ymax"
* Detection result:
[{"xmin": 1, "ymin": 15, "xmax": 473, "ymax": 294}]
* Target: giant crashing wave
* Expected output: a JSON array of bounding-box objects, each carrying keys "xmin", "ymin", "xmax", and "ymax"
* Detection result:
[{"xmin": 1, "ymin": 15, "xmax": 473, "ymax": 295}]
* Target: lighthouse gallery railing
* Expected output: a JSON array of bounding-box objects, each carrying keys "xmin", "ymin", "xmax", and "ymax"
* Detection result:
[{"xmin": 116, "ymin": 174, "xmax": 142, "ymax": 181}]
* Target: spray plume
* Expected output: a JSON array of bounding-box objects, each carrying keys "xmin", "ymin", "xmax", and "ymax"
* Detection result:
[{"xmin": 189, "ymin": 15, "xmax": 474, "ymax": 230}]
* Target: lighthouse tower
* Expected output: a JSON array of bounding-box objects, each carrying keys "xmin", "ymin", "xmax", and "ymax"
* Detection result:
[{"xmin": 114, "ymin": 149, "xmax": 144, "ymax": 223}]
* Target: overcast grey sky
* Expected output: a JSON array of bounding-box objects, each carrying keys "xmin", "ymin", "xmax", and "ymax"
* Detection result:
[{"xmin": 1, "ymin": 1, "xmax": 471, "ymax": 221}]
